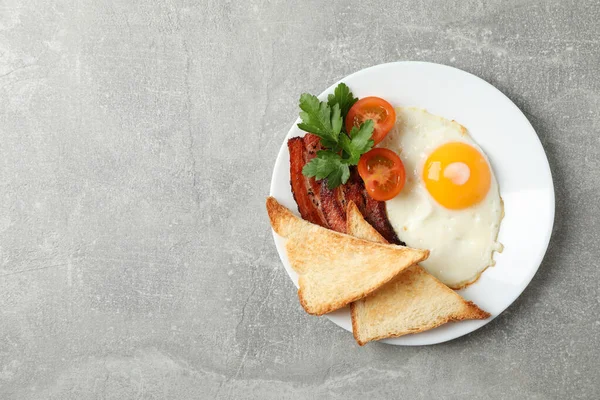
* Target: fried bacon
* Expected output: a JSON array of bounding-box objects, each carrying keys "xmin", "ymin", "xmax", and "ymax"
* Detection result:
[
  {"xmin": 363, "ymin": 192, "xmax": 403, "ymax": 245},
  {"xmin": 343, "ymin": 169, "xmax": 366, "ymax": 216},
  {"xmin": 288, "ymin": 134, "xmax": 403, "ymax": 245},
  {"xmin": 303, "ymin": 134, "xmax": 324, "ymax": 204},
  {"xmin": 287, "ymin": 137, "xmax": 328, "ymax": 227},
  {"xmin": 320, "ymin": 182, "xmax": 347, "ymax": 233}
]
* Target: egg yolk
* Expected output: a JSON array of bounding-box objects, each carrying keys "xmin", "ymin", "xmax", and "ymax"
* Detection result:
[{"xmin": 423, "ymin": 142, "xmax": 491, "ymax": 209}]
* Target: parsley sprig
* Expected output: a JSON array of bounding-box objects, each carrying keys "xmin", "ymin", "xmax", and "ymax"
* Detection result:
[{"xmin": 298, "ymin": 83, "xmax": 373, "ymax": 189}]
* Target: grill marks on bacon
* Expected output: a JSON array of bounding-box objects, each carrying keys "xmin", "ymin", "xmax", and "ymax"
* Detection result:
[{"xmin": 288, "ymin": 134, "xmax": 404, "ymax": 245}]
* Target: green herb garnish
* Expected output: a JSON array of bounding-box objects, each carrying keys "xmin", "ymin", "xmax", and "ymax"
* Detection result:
[{"xmin": 298, "ymin": 83, "xmax": 373, "ymax": 189}]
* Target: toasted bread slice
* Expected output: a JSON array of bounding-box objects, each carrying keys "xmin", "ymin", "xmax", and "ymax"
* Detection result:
[
  {"xmin": 347, "ymin": 201, "xmax": 490, "ymax": 345},
  {"xmin": 266, "ymin": 197, "xmax": 429, "ymax": 315}
]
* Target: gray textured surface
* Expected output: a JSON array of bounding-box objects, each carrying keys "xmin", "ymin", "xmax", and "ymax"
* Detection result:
[{"xmin": 0, "ymin": 0, "xmax": 598, "ymax": 399}]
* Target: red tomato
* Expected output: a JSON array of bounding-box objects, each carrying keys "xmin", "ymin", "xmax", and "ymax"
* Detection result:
[
  {"xmin": 345, "ymin": 97, "xmax": 396, "ymax": 145},
  {"xmin": 357, "ymin": 148, "xmax": 406, "ymax": 201}
]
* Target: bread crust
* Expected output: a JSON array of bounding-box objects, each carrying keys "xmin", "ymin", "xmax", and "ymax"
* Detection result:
[{"xmin": 350, "ymin": 302, "xmax": 362, "ymax": 345}]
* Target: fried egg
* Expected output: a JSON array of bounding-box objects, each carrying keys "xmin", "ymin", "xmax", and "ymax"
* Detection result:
[{"xmin": 380, "ymin": 107, "xmax": 503, "ymax": 289}]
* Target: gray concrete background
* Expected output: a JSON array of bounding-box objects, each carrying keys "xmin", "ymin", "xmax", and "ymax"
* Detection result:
[{"xmin": 0, "ymin": 0, "xmax": 598, "ymax": 399}]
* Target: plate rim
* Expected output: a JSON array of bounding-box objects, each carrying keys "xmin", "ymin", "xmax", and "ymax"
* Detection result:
[{"xmin": 268, "ymin": 61, "xmax": 555, "ymax": 345}]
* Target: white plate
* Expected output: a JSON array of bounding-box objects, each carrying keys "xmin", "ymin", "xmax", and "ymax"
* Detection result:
[{"xmin": 269, "ymin": 61, "xmax": 555, "ymax": 345}]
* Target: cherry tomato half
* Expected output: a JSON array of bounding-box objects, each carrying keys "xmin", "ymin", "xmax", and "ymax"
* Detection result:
[
  {"xmin": 357, "ymin": 148, "xmax": 406, "ymax": 201},
  {"xmin": 345, "ymin": 97, "xmax": 396, "ymax": 145}
]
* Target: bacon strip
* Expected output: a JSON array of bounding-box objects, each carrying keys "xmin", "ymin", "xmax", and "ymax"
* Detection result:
[
  {"xmin": 303, "ymin": 133, "xmax": 321, "ymax": 158},
  {"xmin": 288, "ymin": 137, "xmax": 328, "ymax": 227},
  {"xmin": 303, "ymin": 134, "xmax": 324, "ymax": 205},
  {"xmin": 343, "ymin": 169, "xmax": 366, "ymax": 216},
  {"xmin": 320, "ymin": 182, "xmax": 346, "ymax": 233},
  {"xmin": 363, "ymin": 191, "xmax": 404, "ymax": 245}
]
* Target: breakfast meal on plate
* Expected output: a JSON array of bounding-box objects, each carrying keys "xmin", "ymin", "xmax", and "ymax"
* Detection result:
[{"xmin": 267, "ymin": 82, "xmax": 503, "ymax": 345}]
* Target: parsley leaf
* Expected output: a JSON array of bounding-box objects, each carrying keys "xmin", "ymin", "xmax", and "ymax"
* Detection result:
[
  {"xmin": 325, "ymin": 163, "xmax": 351, "ymax": 189},
  {"xmin": 302, "ymin": 151, "xmax": 350, "ymax": 189},
  {"xmin": 327, "ymin": 82, "xmax": 358, "ymax": 119},
  {"xmin": 339, "ymin": 119, "xmax": 375, "ymax": 164},
  {"xmin": 297, "ymin": 94, "xmax": 342, "ymax": 148},
  {"xmin": 297, "ymin": 83, "xmax": 373, "ymax": 189},
  {"xmin": 302, "ymin": 151, "xmax": 343, "ymax": 180},
  {"xmin": 330, "ymin": 103, "xmax": 342, "ymax": 141}
]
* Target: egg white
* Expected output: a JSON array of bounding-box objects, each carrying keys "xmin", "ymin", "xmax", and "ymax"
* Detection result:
[{"xmin": 380, "ymin": 107, "xmax": 503, "ymax": 289}]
